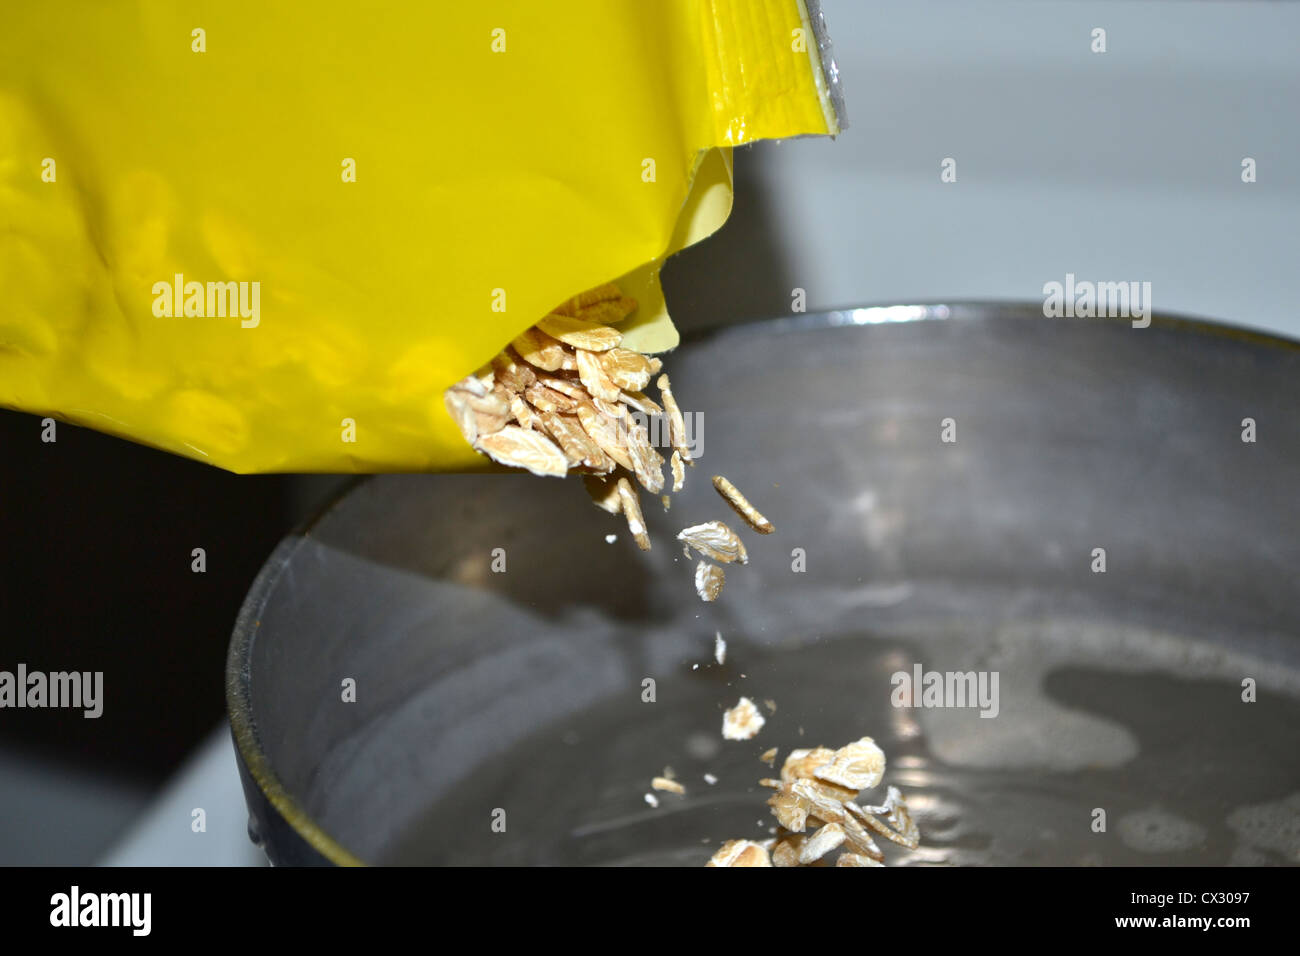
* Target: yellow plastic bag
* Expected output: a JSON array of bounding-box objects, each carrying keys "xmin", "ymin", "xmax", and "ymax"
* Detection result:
[{"xmin": 0, "ymin": 1, "xmax": 840, "ymax": 472}]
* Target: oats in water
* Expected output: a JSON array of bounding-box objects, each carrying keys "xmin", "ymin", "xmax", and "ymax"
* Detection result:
[
  {"xmin": 707, "ymin": 735, "xmax": 920, "ymax": 868},
  {"xmin": 799, "ymin": 823, "xmax": 847, "ymax": 863},
  {"xmin": 812, "ymin": 736, "xmax": 885, "ymax": 791},
  {"xmin": 706, "ymin": 840, "xmax": 772, "ymax": 868}
]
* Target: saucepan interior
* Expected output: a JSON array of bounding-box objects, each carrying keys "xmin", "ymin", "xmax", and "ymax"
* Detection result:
[{"xmin": 227, "ymin": 304, "xmax": 1300, "ymax": 866}]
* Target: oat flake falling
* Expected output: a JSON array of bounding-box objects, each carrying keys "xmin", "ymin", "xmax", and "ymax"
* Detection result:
[{"xmin": 722, "ymin": 697, "xmax": 766, "ymax": 741}]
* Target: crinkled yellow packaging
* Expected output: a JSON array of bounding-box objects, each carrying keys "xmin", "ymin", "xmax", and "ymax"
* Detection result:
[{"xmin": 0, "ymin": 1, "xmax": 840, "ymax": 472}]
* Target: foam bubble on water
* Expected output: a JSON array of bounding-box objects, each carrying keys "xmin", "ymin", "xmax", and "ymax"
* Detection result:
[
  {"xmin": 1226, "ymin": 792, "xmax": 1300, "ymax": 861},
  {"xmin": 915, "ymin": 616, "xmax": 1300, "ymax": 773},
  {"xmin": 1117, "ymin": 807, "xmax": 1207, "ymax": 853}
]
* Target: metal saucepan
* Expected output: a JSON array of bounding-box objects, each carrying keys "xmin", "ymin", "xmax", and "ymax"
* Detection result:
[{"xmin": 227, "ymin": 303, "xmax": 1300, "ymax": 865}]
